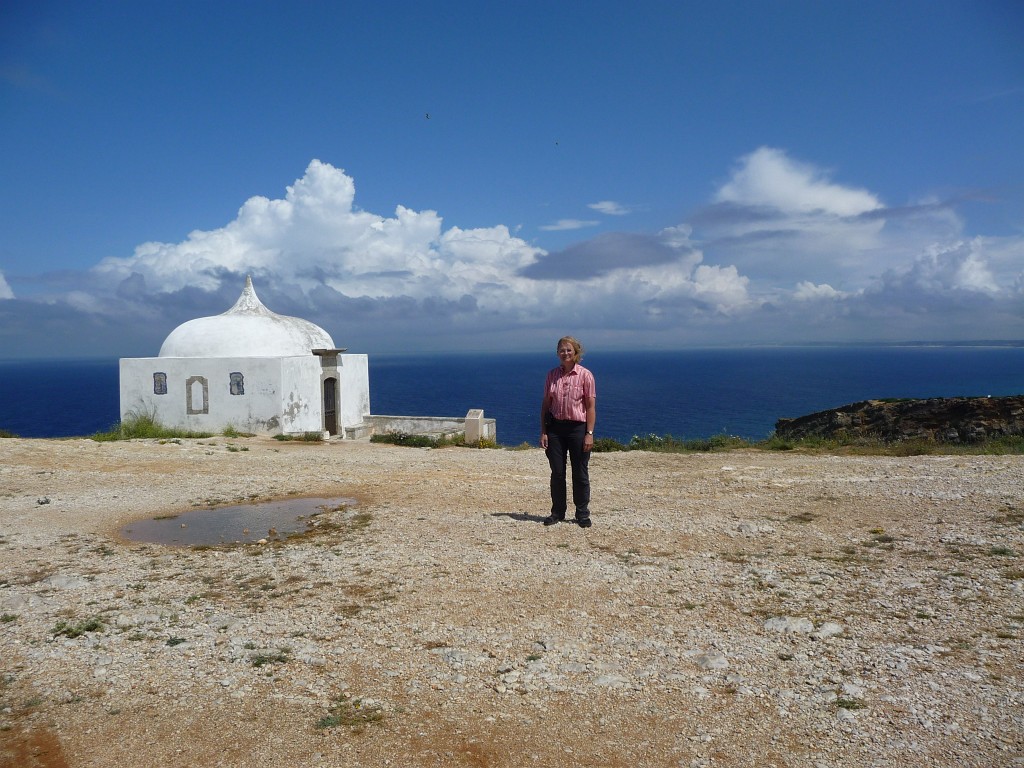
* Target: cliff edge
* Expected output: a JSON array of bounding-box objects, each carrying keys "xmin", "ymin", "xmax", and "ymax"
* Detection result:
[{"xmin": 775, "ymin": 394, "xmax": 1024, "ymax": 442}]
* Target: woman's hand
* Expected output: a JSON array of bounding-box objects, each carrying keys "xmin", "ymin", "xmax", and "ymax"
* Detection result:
[
  {"xmin": 540, "ymin": 433, "xmax": 548, "ymax": 449},
  {"xmin": 583, "ymin": 433, "xmax": 594, "ymax": 452}
]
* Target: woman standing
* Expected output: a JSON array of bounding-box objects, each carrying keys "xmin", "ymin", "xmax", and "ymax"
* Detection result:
[{"xmin": 540, "ymin": 336, "xmax": 597, "ymax": 527}]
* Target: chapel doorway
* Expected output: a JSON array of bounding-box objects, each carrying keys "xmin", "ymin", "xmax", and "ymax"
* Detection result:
[{"xmin": 323, "ymin": 377, "xmax": 338, "ymax": 435}]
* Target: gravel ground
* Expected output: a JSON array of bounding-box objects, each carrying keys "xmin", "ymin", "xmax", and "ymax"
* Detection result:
[{"xmin": 1, "ymin": 436, "xmax": 1022, "ymax": 768}]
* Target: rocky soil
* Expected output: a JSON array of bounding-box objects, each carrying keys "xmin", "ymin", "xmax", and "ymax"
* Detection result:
[{"xmin": 1, "ymin": 437, "xmax": 1022, "ymax": 768}]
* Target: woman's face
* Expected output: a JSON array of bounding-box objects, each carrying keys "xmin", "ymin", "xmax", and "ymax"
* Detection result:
[{"xmin": 557, "ymin": 342, "xmax": 577, "ymax": 365}]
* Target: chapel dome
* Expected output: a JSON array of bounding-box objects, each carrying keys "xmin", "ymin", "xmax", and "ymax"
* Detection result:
[{"xmin": 158, "ymin": 277, "xmax": 336, "ymax": 358}]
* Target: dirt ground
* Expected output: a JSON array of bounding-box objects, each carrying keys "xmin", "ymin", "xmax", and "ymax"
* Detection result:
[{"xmin": 1, "ymin": 437, "xmax": 1022, "ymax": 767}]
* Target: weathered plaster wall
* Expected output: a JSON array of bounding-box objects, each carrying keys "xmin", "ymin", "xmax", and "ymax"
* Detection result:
[
  {"xmin": 279, "ymin": 357, "xmax": 324, "ymax": 434},
  {"xmin": 120, "ymin": 357, "xmax": 322, "ymax": 435}
]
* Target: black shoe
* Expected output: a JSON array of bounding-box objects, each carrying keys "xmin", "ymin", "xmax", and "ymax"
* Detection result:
[
  {"xmin": 543, "ymin": 516, "xmax": 564, "ymax": 526},
  {"xmin": 577, "ymin": 518, "xmax": 592, "ymax": 528}
]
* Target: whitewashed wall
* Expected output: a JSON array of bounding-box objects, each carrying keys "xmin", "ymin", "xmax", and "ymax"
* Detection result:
[
  {"xmin": 123, "ymin": 357, "xmax": 314, "ymax": 435},
  {"xmin": 335, "ymin": 354, "xmax": 370, "ymax": 432}
]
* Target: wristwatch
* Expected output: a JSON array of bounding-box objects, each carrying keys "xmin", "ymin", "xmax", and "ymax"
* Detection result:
[{"xmin": 586, "ymin": 431, "xmax": 594, "ymax": 435}]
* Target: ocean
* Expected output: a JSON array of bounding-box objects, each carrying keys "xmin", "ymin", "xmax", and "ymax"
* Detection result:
[{"xmin": 1, "ymin": 347, "xmax": 1022, "ymax": 445}]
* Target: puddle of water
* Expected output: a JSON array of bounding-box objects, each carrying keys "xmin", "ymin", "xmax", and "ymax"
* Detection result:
[{"xmin": 119, "ymin": 497, "xmax": 357, "ymax": 547}]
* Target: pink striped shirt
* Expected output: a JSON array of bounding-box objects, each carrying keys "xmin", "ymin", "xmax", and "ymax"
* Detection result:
[{"xmin": 544, "ymin": 364, "xmax": 596, "ymax": 422}]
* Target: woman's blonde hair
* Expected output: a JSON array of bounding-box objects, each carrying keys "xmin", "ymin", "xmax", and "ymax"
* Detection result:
[{"xmin": 556, "ymin": 336, "xmax": 584, "ymax": 363}]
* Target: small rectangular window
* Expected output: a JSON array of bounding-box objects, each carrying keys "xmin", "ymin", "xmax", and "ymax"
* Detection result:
[{"xmin": 153, "ymin": 372, "xmax": 167, "ymax": 395}]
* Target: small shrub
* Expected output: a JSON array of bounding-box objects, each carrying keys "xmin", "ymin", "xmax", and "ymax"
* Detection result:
[
  {"xmin": 251, "ymin": 650, "xmax": 290, "ymax": 667},
  {"xmin": 53, "ymin": 617, "xmax": 104, "ymax": 638},
  {"xmin": 0, "ymin": 428, "xmax": 18, "ymax": 438},
  {"xmin": 371, "ymin": 431, "xmax": 434, "ymax": 447},
  {"xmin": 371, "ymin": 431, "xmax": 468, "ymax": 448},
  {"xmin": 988, "ymin": 546, "xmax": 1017, "ymax": 557},
  {"xmin": 273, "ymin": 432, "xmax": 324, "ymax": 442},
  {"xmin": 836, "ymin": 698, "xmax": 866, "ymax": 710},
  {"xmin": 466, "ymin": 437, "xmax": 499, "ymax": 449},
  {"xmin": 592, "ymin": 437, "xmax": 628, "ymax": 452}
]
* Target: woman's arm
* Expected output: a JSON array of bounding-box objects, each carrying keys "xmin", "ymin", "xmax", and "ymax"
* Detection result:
[
  {"xmin": 583, "ymin": 396, "xmax": 596, "ymax": 452},
  {"xmin": 540, "ymin": 390, "xmax": 551, "ymax": 449}
]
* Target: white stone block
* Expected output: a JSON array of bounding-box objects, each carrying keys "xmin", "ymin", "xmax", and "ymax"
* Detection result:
[{"xmin": 465, "ymin": 409, "xmax": 485, "ymax": 443}]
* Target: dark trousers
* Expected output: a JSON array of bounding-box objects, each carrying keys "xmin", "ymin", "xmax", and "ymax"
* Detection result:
[{"xmin": 546, "ymin": 418, "xmax": 590, "ymax": 520}]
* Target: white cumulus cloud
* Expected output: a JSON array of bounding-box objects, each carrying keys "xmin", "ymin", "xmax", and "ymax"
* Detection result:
[
  {"xmin": 715, "ymin": 146, "xmax": 882, "ymax": 217},
  {"xmin": 869, "ymin": 240, "xmax": 1002, "ymax": 300},
  {"xmin": 793, "ymin": 281, "xmax": 848, "ymax": 301},
  {"xmin": 588, "ymin": 201, "xmax": 630, "ymax": 216},
  {"xmin": 92, "ymin": 160, "xmax": 547, "ymax": 308},
  {"xmin": 695, "ymin": 147, "xmax": 915, "ymax": 288},
  {"xmin": 0, "ymin": 271, "xmax": 14, "ymax": 300}
]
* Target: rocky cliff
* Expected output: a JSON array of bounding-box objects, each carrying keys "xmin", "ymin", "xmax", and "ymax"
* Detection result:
[{"xmin": 775, "ymin": 395, "xmax": 1024, "ymax": 442}]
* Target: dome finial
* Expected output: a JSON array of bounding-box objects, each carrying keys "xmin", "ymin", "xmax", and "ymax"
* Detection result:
[{"xmin": 226, "ymin": 275, "xmax": 270, "ymax": 316}]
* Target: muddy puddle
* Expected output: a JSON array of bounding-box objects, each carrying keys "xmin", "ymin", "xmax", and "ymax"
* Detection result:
[{"xmin": 119, "ymin": 496, "xmax": 356, "ymax": 547}]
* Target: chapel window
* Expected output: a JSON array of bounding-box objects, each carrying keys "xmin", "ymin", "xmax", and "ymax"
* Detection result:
[
  {"xmin": 186, "ymin": 376, "xmax": 209, "ymax": 415},
  {"xmin": 153, "ymin": 372, "xmax": 167, "ymax": 395},
  {"xmin": 229, "ymin": 372, "xmax": 244, "ymax": 396}
]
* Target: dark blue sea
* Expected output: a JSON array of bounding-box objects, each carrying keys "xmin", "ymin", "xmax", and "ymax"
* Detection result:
[{"xmin": 1, "ymin": 347, "xmax": 1022, "ymax": 445}]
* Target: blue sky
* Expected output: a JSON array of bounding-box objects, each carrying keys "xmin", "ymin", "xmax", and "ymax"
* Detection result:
[{"xmin": 1, "ymin": 0, "xmax": 1022, "ymax": 357}]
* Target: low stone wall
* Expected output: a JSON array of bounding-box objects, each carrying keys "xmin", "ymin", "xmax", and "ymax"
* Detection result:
[{"xmin": 353, "ymin": 412, "xmax": 497, "ymax": 442}]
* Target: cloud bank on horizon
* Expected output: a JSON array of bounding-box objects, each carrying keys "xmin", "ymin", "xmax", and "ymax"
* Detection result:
[{"xmin": 1, "ymin": 147, "xmax": 1022, "ymax": 356}]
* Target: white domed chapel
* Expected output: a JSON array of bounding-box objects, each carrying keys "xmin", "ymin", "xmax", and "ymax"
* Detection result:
[{"xmin": 119, "ymin": 277, "xmax": 370, "ymax": 437}]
